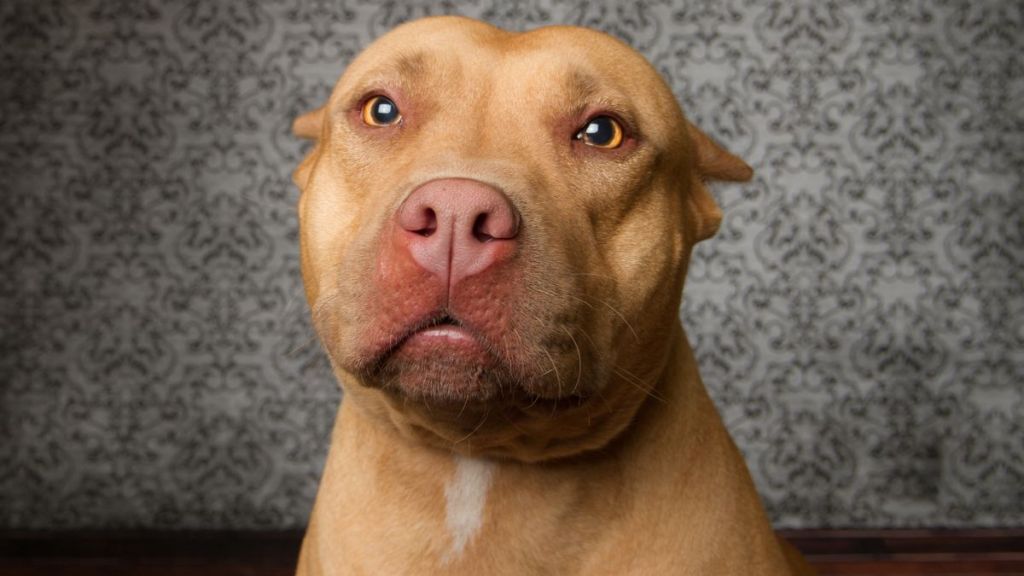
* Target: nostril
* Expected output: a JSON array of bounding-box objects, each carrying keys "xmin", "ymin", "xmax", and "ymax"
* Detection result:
[
  {"xmin": 472, "ymin": 209, "xmax": 519, "ymax": 243},
  {"xmin": 415, "ymin": 208, "xmax": 437, "ymax": 237},
  {"xmin": 473, "ymin": 213, "xmax": 494, "ymax": 243}
]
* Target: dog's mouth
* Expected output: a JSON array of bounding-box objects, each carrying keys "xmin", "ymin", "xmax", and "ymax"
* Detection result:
[
  {"xmin": 357, "ymin": 311, "xmax": 588, "ymax": 411},
  {"xmin": 359, "ymin": 311, "xmax": 504, "ymax": 404},
  {"xmin": 376, "ymin": 312, "xmax": 484, "ymax": 361},
  {"xmin": 410, "ymin": 313, "xmax": 470, "ymax": 340}
]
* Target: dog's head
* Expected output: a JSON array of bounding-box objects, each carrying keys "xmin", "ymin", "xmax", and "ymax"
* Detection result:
[{"xmin": 293, "ymin": 16, "xmax": 751, "ymax": 461}]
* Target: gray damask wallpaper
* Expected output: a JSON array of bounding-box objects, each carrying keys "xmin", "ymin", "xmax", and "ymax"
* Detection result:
[{"xmin": 1, "ymin": 0, "xmax": 1021, "ymax": 529}]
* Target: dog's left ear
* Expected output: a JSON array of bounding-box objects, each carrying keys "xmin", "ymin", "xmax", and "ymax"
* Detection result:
[
  {"xmin": 685, "ymin": 122, "xmax": 753, "ymax": 243},
  {"xmin": 293, "ymin": 106, "xmax": 325, "ymax": 140}
]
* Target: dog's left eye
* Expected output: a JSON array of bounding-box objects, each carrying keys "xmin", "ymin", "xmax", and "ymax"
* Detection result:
[
  {"xmin": 575, "ymin": 116, "xmax": 624, "ymax": 149},
  {"xmin": 362, "ymin": 96, "xmax": 401, "ymax": 127}
]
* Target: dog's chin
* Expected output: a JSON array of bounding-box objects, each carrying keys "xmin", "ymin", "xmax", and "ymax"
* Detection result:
[{"xmin": 360, "ymin": 326, "xmax": 515, "ymax": 410}]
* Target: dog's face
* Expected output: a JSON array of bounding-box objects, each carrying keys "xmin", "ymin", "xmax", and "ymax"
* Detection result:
[{"xmin": 293, "ymin": 16, "xmax": 750, "ymax": 461}]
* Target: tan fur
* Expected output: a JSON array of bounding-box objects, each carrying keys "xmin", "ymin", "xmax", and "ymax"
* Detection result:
[{"xmin": 292, "ymin": 16, "xmax": 814, "ymax": 575}]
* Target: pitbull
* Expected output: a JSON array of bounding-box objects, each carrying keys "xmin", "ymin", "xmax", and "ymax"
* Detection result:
[{"xmin": 291, "ymin": 16, "xmax": 812, "ymax": 576}]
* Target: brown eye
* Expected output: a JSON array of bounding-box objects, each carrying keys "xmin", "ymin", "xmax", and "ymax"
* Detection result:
[
  {"xmin": 575, "ymin": 116, "xmax": 623, "ymax": 148},
  {"xmin": 362, "ymin": 96, "xmax": 401, "ymax": 126}
]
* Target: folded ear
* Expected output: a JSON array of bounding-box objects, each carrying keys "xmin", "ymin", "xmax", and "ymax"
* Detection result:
[
  {"xmin": 684, "ymin": 121, "xmax": 753, "ymax": 243},
  {"xmin": 293, "ymin": 106, "xmax": 325, "ymax": 140},
  {"xmin": 686, "ymin": 121, "xmax": 753, "ymax": 183}
]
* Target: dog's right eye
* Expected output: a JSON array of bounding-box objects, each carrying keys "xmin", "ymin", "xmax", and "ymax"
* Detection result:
[{"xmin": 362, "ymin": 96, "xmax": 401, "ymax": 127}]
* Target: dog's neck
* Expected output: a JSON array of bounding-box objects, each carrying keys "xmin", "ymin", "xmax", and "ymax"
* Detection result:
[
  {"xmin": 441, "ymin": 455, "xmax": 496, "ymax": 563},
  {"xmin": 298, "ymin": 321, "xmax": 786, "ymax": 574}
]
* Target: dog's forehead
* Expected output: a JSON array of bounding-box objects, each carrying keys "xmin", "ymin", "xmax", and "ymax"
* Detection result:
[{"xmin": 337, "ymin": 17, "xmax": 672, "ymax": 111}]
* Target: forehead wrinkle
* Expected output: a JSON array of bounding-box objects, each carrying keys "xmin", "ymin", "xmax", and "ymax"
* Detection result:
[
  {"xmin": 338, "ymin": 51, "xmax": 441, "ymax": 107},
  {"xmin": 557, "ymin": 66, "xmax": 637, "ymax": 129},
  {"xmin": 567, "ymin": 68, "xmax": 601, "ymax": 101},
  {"xmin": 365, "ymin": 50, "xmax": 433, "ymax": 82},
  {"xmin": 560, "ymin": 68, "xmax": 605, "ymax": 120},
  {"xmin": 394, "ymin": 51, "xmax": 430, "ymax": 79}
]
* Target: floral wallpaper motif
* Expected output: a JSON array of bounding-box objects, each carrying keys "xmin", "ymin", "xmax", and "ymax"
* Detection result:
[{"xmin": 1, "ymin": 0, "xmax": 1020, "ymax": 529}]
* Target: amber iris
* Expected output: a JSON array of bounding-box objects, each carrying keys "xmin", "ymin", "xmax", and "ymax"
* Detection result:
[
  {"xmin": 362, "ymin": 96, "xmax": 401, "ymax": 126},
  {"xmin": 576, "ymin": 116, "xmax": 623, "ymax": 148}
]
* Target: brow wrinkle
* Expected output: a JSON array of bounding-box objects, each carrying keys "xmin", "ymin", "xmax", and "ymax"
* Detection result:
[
  {"xmin": 567, "ymin": 68, "xmax": 601, "ymax": 102},
  {"xmin": 342, "ymin": 51, "xmax": 435, "ymax": 109},
  {"xmin": 394, "ymin": 51, "xmax": 428, "ymax": 79}
]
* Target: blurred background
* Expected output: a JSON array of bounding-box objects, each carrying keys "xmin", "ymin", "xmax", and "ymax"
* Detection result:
[{"xmin": 1, "ymin": 0, "xmax": 1021, "ymax": 553}]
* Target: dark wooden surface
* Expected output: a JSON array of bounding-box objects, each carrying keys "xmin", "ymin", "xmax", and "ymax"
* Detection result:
[
  {"xmin": 781, "ymin": 529, "xmax": 1024, "ymax": 575},
  {"xmin": 1, "ymin": 529, "xmax": 1022, "ymax": 575}
]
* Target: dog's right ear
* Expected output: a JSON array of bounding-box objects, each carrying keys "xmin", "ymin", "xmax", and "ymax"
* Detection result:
[
  {"xmin": 293, "ymin": 106, "xmax": 325, "ymax": 140},
  {"xmin": 292, "ymin": 107, "xmax": 325, "ymax": 189}
]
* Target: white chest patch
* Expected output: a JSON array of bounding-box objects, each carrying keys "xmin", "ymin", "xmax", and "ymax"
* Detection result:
[{"xmin": 443, "ymin": 455, "xmax": 496, "ymax": 562}]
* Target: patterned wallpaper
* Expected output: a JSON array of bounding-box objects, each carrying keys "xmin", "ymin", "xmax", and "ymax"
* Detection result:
[{"xmin": 1, "ymin": 0, "xmax": 1021, "ymax": 529}]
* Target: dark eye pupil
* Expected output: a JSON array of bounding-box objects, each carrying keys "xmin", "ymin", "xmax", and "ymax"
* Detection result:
[
  {"xmin": 585, "ymin": 117, "xmax": 614, "ymax": 145},
  {"xmin": 372, "ymin": 98, "xmax": 398, "ymax": 123}
]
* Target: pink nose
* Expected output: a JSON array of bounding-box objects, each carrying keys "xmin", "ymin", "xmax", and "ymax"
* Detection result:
[{"xmin": 395, "ymin": 178, "xmax": 520, "ymax": 286}]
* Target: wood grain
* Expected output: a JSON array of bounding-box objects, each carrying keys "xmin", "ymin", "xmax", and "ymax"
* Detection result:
[{"xmin": 1, "ymin": 530, "xmax": 1022, "ymax": 575}]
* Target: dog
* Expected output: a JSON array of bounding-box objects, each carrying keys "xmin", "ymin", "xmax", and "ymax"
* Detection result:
[{"xmin": 290, "ymin": 15, "xmax": 813, "ymax": 575}]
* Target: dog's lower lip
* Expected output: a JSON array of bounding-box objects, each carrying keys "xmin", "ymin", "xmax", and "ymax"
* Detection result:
[
  {"xmin": 388, "ymin": 321, "xmax": 495, "ymax": 374},
  {"xmin": 415, "ymin": 324, "xmax": 473, "ymax": 341},
  {"xmin": 401, "ymin": 323, "xmax": 484, "ymax": 352}
]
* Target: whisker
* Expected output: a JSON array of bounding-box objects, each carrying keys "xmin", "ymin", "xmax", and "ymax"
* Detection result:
[
  {"xmin": 528, "ymin": 285, "xmax": 596, "ymax": 311},
  {"xmin": 510, "ymin": 327, "xmax": 532, "ymax": 379},
  {"xmin": 525, "ymin": 392, "xmax": 542, "ymax": 409},
  {"xmin": 562, "ymin": 326, "xmax": 583, "ymax": 396},
  {"xmin": 277, "ymin": 291, "xmax": 305, "ymax": 321},
  {"xmin": 566, "ymin": 271, "xmax": 617, "ymax": 280},
  {"xmin": 526, "ymin": 285, "xmax": 639, "ymax": 344},
  {"xmin": 592, "ymin": 298, "xmax": 639, "ymax": 343},
  {"xmin": 574, "ymin": 324, "xmax": 599, "ymax": 351},
  {"xmin": 456, "ymin": 391, "xmax": 472, "ymax": 419},
  {"xmin": 613, "ymin": 366, "xmax": 667, "ymax": 404},
  {"xmin": 453, "ymin": 409, "xmax": 490, "ymax": 445},
  {"xmin": 496, "ymin": 408, "xmax": 529, "ymax": 435},
  {"xmin": 540, "ymin": 348, "xmax": 563, "ymax": 417},
  {"xmin": 285, "ymin": 333, "xmax": 320, "ymax": 357}
]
